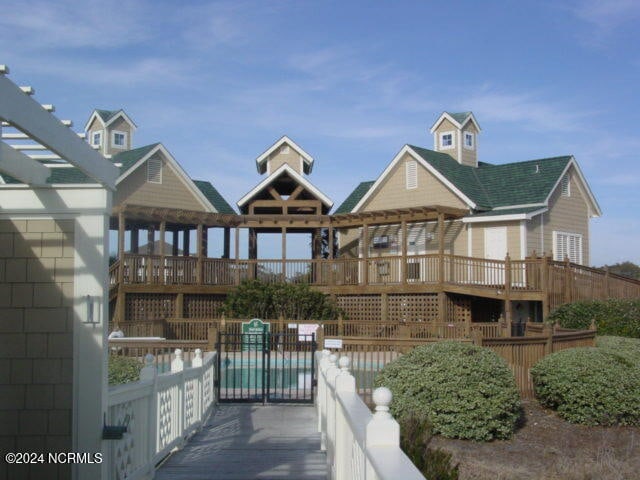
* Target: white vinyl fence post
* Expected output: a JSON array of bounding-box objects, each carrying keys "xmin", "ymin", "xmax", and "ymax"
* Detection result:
[
  {"xmin": 144, "ymin": 354, "xmax": 158, "ymax": 476},
  {"xmin": 334, "ymin": 356, "xmax": 356, "ymax": 480},
  {"xmin": 171, "ymin": 348, "xmax": 184, "ymax": 372},
  {"xmin": 192, "ymin": 348, "xmax": 203, "ymax": 367},
  {"xmin": 325, "ymin": 354, "xmax": 339, "ymax": 475},
  {"xmin": 365, "ymin": 387, "xmax": 400, "ymax": 478},
  {"xmin": 318, "ymin": 349, "xmax": 331, "ymax": 437}
]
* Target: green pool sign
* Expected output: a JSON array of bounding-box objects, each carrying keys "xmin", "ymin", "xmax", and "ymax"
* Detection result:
[{"xmin": 241, "ymin": 318, "xmax": 271, "ymax": 351}]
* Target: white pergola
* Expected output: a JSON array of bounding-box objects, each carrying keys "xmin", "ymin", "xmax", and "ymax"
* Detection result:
[{"xmin": 0, "ymin": 65, "xmax": 118, "ymax": 479}]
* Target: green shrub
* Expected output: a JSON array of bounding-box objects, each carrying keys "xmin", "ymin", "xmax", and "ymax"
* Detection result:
[
  {"xmin": 547, "ymin": 299, "xmax": 640, "ymax": 338},
  {"xmin": 596, "ymin": 336, "xmax": 640, "ymax": 364},
  {"xmin": 224, "ymin": 279, "xmax": 341, "ymax": 320},
  {"xmin": 398, "ymin": 410, "xmax": 459, "ymax": 479},
  {"xmin": 374, "ymin": 341, "xmax": 521, "ymax": 441},
  {"xmin": 108, "ymin": 355, "xmax": 143, "ymax": 385},
  {"xmin": 531, "ymin": 347, "xmax": 640, "ymax": 426}
]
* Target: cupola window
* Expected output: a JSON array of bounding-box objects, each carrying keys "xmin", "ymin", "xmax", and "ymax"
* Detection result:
[{"xmin": 439, "ymin": 132, "xmax": 454, "ymax": 150}]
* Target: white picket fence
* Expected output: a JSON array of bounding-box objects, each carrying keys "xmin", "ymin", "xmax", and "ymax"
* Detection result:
[
  {"xmin": 105, "ymin": 349, "xmax": 216, "ymax": 480},
  {"xmin": 316, "ymin": 351, "xmax": 425, "ymax": 480}
]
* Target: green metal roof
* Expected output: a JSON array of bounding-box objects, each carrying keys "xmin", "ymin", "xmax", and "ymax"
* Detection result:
[
  {"xmin": 96, "ymin": 109, "xmax": 120, "ymax": 123},
  {"xmin": 111, "ymin": 143, "xmax": 160, "ymax": 175},
  {"xmin": 193, "ymin": 180, "xmax": 236, "ymax": 214},
  {"xmin": 446, "ymin": 111, "xmax": 472, "ymax": 124},
  {"xmin": 334, "ymin": 181, "xmax": 375, "ymax": 214}
]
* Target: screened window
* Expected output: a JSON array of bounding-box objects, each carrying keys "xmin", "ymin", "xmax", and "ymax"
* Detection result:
[
  {"xmin": 405, "ymin": 160, "xmax": 417, "ymax": 189},
  {"xmin": 554, "ymin": 231, "xmax": 582, "ymax": 264},
  {"xmin": 372, "ymin": 235, "xmax": 390, "ymax": 249},
  {"xmin": 147, "ymin": 158, "xmax": 162, "ymax": 184}
]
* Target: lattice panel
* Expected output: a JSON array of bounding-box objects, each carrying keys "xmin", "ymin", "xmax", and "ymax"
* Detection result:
[
  {"xmin": 112, "ymin": 401, "xmax": 135, "ymax": 480},
  {"xmin": 184, "ymin": 294, "xmax": 226, "ymax": 319},
  {"xmin": 336, "ymin": 295, "xmax": 382, "ymax": 322},
  {"xmin": 125, "ymin": 294, "xmax": 175, "ymax": 321},
  {"xmin": 446, "ymin": 294, "xmax": 472, "ymax": 323},
  {"xmin": 387, "ymin": 293, "xmax": 439, "ymax": 322}
]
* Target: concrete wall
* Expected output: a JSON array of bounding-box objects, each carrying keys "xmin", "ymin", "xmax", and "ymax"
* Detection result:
[{"xmin": 0, "ymin": 219, "xmax": 74, "ymax": 479}]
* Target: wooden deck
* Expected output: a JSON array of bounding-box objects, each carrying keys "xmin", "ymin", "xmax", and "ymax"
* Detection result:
[{"xmin": 155, "ymin": 405, "xmax": 326, "ymax": 480}]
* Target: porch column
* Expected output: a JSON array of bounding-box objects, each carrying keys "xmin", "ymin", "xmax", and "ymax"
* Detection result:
[
  {"xmin": 172, "ymin": 230, "xmax": 179, "ymax": 256},
  {"xmin": 281, "ymin": 226, "xmax": 287, "ymax": 282},
  {"xmin": 147, "ymin": 225, "xmax": 155, "ymax": 283},
  {"xmin": 159, "ymin": 221, "xmax": 166, "ymax": 285},
  {"xmin": 131, "ymin": 227, "xmax": 139, "ymax": 254},
  {"xmin": 223, "ymin": 227, "xmax": 231, "ymax": 259},
  {"xmin": 117, "ymin": 212, "xmax": 126, "ymax": 324},
  {"xmin": 197, "ymin": 224, "xmax": 204, "ymax": 285},
  {"xmin": 401, "ymin": 220, "xmax": 407, "ymax": 285},
  {"xmin": 183, "ymin": 228, "xmax": 190, "ymax": 257},
  {"xmin": 328, "ymin": 224, "xmax": 334, "ymax": 260},
  {"xmin": 235, "ymin": 226, "xmax": 240, "ymax": 285},
  {"xmin": 362, "ymin": 223, "xmax": 369, "ymax": 285},
  {"xmin": 438, "ymin": 212, "xmax": 445, "ymax": 322},
  {"xmin": 248, "ymin": 228, "xmax": 257, "ymax": 259}
]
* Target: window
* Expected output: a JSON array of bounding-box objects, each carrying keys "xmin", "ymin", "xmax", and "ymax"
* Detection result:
[
  {"xmin": 91, "ymin": 131, "xmax": 102, "ymax": 147},
  {"xmin": 147, "ymin": 158, "xmax": 162, "ymax": 184},
  {"xmin": 372, "ymin": 235, "xmax": 390, "ymax": 249},
  {"xmin": 439, "ymin": 131, "xmax": 454, "ymax": 150},
  {"xmin": 464, "ymin": 132, "xmax": 475, "ymax": 149},
  {"xmin": 112, "ymin": 131, "xmax": 127, "ymax": 149},
  {"xmin": 405, "ymin": 160, "xmax": 417, "ymax": 189},
  {"xmin": 561, "ymin": 173, "xmax": 570, "ymax": 197},
  {"xmin": 553, "ymin": 231, "xmax": 582, "ymax": 264}
]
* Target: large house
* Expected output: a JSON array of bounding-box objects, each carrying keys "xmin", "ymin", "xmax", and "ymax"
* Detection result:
[{"xmin": 336, "ymin": 111, "xmax": 601, "ymax": 266}]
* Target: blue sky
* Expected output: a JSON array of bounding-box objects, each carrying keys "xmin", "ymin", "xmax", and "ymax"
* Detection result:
[{"xmin": 2, "ymin": 0, "xmax": 639, "ymax": 264}]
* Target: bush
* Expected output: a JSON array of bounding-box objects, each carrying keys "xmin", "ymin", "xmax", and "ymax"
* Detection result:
[
  {"xmin": 547, "ymin": 299, "xmax": 640, "ymax": 338},
  {"xmin": 109, "ymin": 355, "xmax": 143, "ymax": 385},
  {"xmin": 374, "ymin": 341, "xmax": 521, "ymax": 441},
  {"xmin": 531, "ymin": 347, "xmax": 640, "ymax": 426},
  {"xmin": 398, "ymin": 410, "xmax": 459, "ymax": 479},
  {"xmin": 596, "ymin": 336, "xmax": 640, "ymax": 364},
  {"xmin": 223, "ymin": 280, "xmax": 341, "ymax": 320}
]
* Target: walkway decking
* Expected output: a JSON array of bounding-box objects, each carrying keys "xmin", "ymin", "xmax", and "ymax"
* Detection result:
[{"xmin": 155, "ymin": 405, "xmax": 327, "ymax": 480}]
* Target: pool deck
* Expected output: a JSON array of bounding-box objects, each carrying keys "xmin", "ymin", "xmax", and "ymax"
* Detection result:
[{"xmin": 154, "ymin": 404, "xmax": 327, "ymax": 480}]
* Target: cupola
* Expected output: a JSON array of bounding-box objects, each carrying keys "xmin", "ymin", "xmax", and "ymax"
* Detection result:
[{"xmin": 429, "ymin": 111, "xmax": 481, "ymax": 167}]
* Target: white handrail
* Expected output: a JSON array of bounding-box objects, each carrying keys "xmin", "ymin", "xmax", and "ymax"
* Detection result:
[
  {"xmin": 105, "ymin": 348, "xmax": 216, "ymax": 480},
  {"xmin": 316, "ymin": 351, "xmax": 425, "ymax": 480}
]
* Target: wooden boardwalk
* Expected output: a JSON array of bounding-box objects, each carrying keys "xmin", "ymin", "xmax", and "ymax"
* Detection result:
[{"xmin": 155, "ymin": 404, "xmax": 327, "ymax": 480}]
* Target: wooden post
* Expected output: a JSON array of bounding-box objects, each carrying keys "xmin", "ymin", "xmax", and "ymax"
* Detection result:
[
  {"xmin": 131, "ymin": 227, "xmax": 139, "ymax": 253},
  {"xmin": 172, "ymin": 230, "xmax": 179, "ymax": 256},
  {"xmin": 401, "ymin": 220, "xmax": 407, "ymax": 285},
  {"xmin": 471, "ymin": 328, "xmax": 483, "ymax": 346},
  {"xmin": 338, "ymin": 313, "xmax": 344, "ymax": 336},
  {"xmin": 183, "ymin": 228, "xmax": 190, "ymax": 257},
  {"xmin": 235, "ymin": 227, "xmax": 240, "ymax": 285},
  {"xmin": 381, "ymin": 293, "xmax": 388, "ymax": 322},
  {"xmin": 220, "ymin": 314, "xmax": 227, "ymax": 334},
  {"xmin": 438, "ymin": 212, "xmax": 445, "ymax": 285},
  {"xmin": 197, "ymin": 224, "xmax": 204, "ymax": 285},
  {"xmin": 159, "ymin": 221, "xmax": 166, "ymax": 285},
  {"xmin": 328, "ymin": 224, "xmax": 334, "ymax": 260},
  {"xmin": 146, "ymin": 225, "xmax": 155, "ymax": 284},
  {"xmin": 281, "ymin": 227, "xmax": 287, "ymax": 283},
  {"xmin": 316, "ymin": 324, "xmax": 324, "ymax": 350},
  {"xmin": 504, "ymin": 253, "xmax": 512, "ymax": 332},
  {"xmin": 543, "ymin": 322, "xmax": 554, "ymax": 355},
  {"xmin": 117, "ymin": 212, "xmax": 125, "ymax": 284},
  {"xmin": 362, "ymin": 223, "xmax": 369, "ymax": 285},
  {"xmin": 278, "ymin": 315, "xmax": 285, "ymax": 335},
  {"xmin": 207, "ymin": 325, "xmax": 219, "ymax": 352},
  {"xmin": 175, "ymin": 293, "xmax": 184, "ymax": 318},
  {"xmin": 223, "ymin": 227, "xmax": 231, "ymax": 259},
  {"xmin": 541, "ymin": 254, "xmax": 549, "ymax": 319},
  {"xmin": 604, "ymin": 266, "xmax": 610, "ymax": 299},
  {"xmin": 564, "ymin": 257, "xmax": 571, "ymax": 303}
]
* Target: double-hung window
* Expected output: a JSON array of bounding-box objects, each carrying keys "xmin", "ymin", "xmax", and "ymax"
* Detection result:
[{"xmin": 112, "ymin": 131, "xmax": 127, "ymax": 149}]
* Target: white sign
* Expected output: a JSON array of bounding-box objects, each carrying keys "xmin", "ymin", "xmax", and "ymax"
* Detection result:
[
  {"xmin": 324, "ymin": 338, "xmax": 343, "ymax": 349},
  {"xmin": 298, "ymin": 323, "xmax": 319, "ymax": 341}
]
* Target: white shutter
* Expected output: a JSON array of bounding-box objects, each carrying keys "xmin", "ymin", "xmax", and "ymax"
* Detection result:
[
  {"xmin": 405, "ymin": 160, "xmax": 417, "ymax": 189},
  {"xmin": 554, "ymin": 231, "xmax": 582, "ymax": 264}
]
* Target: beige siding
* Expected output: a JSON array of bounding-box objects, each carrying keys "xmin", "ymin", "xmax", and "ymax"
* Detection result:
[
  {"xmin": 526, "ymin": 213, "xmax": 545, "ymax": 255},
  {"xmin": 106, "ymin": 117, "xmax": 133, "ymax": 155},
  {"xmin": 267, "ymin": 143, "xmax": 302, "ymax": 174},
  {"xmin": 460, "ymin": 122, "xmax": 478, "ymax": 167},
  {"xmin": 114, "ymin": 152, "xmax": 207, "ymax": 211},
  {"xmin": 470, "ymin": 221, "xmax": 523, "ymax": 259},
  {"xmin": 434, "ymin": 118, "xmax": 458, "ymax": 160},
  {"xmin": 542, "ymin": 166, "xmax": 590, "ymax": 264},
  {"xmin": 86, "ymin": 117, "xmax": 105, "ymax": 155},
  {"xmin": 0, "ymin": 219, "xmax": 74, "ymax": 479},
  {"xmin": 361, "ymin": 152, "xmax": 467, "ymax": 211}
]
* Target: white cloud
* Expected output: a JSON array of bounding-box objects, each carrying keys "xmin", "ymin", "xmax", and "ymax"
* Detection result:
[{"xmin": 572, "ymin": 0, "xmax": 640, "ymax": 32}]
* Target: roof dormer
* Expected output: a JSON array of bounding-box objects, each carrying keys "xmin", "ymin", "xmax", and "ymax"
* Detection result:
[
  {"xmin": 255, "ymin": 135, "xmax": 314, "ymax": 175},
  {"xmin": 84, "ymin": 109, "xmax": 137, "ymax": 157},
  {"xmin": 430, "ymin": 111, "xmax": 481, "ymax": 167}
]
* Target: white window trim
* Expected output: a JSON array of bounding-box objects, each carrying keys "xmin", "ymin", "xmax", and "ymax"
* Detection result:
[
  {"xmin": 147, "ymin": 158, "xmax": 162, "ymax": 184},
  {"xmin": 405, "ymin": 160, "xmax": 418, "ymax": 189},
  {"xmin": 111, "ymin": 130, "xmax": 127, "ymax": 149},
  {"xmin": 91, "ymin": 131, "xmax": 102, "ymax": 147},
  {"xmin": 439, "ymin": 131, "xmax": 455, "ymax": 150},
  {"xmin": 463, "ymin": 131, "xmax": 475, "ymax": 150},
  {"xmin": 552, "ymin": 230, "xmax": 582, "ymax": 264}
]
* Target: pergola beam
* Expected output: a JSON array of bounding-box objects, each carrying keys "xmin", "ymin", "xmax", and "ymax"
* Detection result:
[{"xmin": 0, "ymin": 141, "xmax": 51, "ymax": 185}]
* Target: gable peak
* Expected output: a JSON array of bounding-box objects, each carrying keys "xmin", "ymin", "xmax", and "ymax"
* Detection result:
[{"xmin": 255, "ymin": 135, "xmax": 314, "ymax": 175}]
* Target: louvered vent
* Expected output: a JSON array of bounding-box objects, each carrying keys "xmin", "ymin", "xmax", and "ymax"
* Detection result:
[
  {"xmin": 406, "ymin": 160, "xmax": 417, "ymax": 189},
  {"xmin": 147, "ymin": 158, "xmax": 162, "ymax": 184}
]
